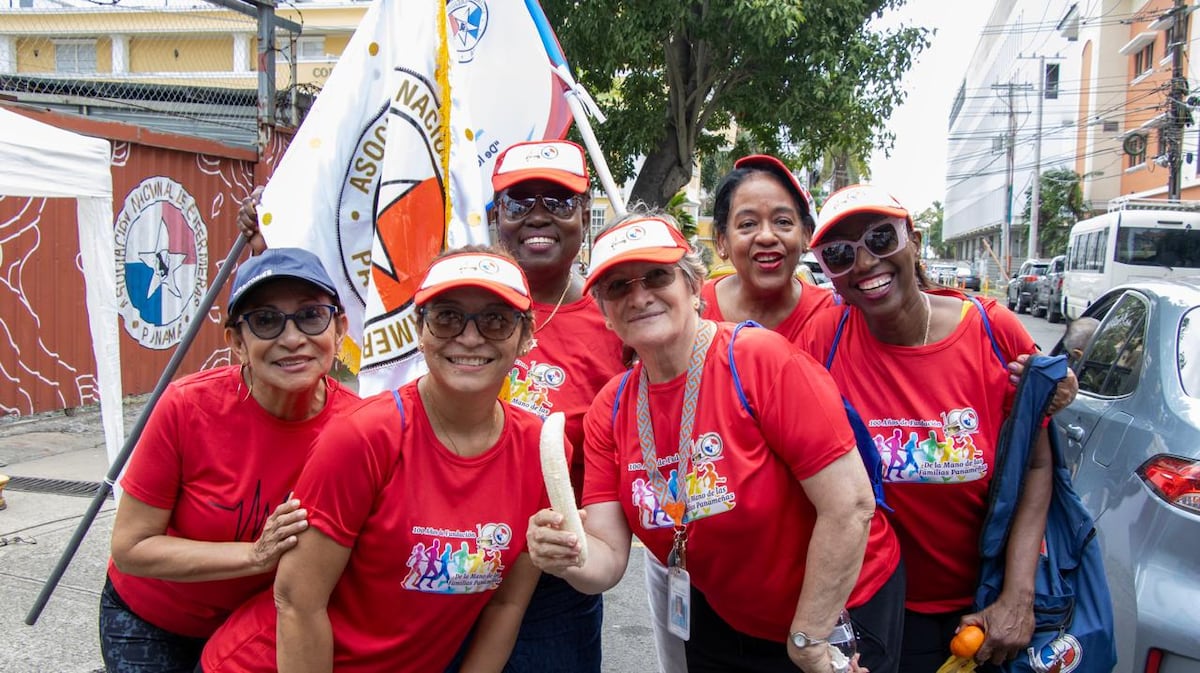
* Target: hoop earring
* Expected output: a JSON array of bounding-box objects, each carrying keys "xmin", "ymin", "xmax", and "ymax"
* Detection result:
[{"xmin": 239, "ymin": 363, "xmax": 254, "ymax": 402}]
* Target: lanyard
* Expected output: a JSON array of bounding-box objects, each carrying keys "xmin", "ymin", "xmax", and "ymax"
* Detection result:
[{"xmin": 635, "ymin": 320, "xmax": 715, "ymax": 568}]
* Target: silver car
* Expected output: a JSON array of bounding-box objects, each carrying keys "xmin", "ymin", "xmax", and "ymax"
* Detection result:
[{"xmin": 1054, "ymin": 279, "xmax": 1200, "ymax": 673}]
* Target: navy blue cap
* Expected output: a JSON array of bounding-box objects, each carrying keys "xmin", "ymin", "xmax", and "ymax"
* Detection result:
[{"xmin": 228, "ymin": 248, "xmax": 339, "ymax": 315}]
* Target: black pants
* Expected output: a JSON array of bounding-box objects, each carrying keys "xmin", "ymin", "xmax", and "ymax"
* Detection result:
[
  {"xmin": 684, "ymin": 560, "xmax": 906, "ymax": 673},
  {"xmin": 900, "ymin": 609, "xmax": 1001, "ymax": 673},
  {"xmin": 98, "ymin": 577, "xmax": 206, "ymax": 673}
]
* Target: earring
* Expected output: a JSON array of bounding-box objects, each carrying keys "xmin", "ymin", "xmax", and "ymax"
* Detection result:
[
  {"xmin": 692, "ymin": 296, "xmax": 701, "ymax": 311},
  {"xmin": 239, "ymin": 363, "xmax": 254, "ymax": 402},
  {"xmin": 718, "ymin": 251, "xmax": 728, "ymax": 260}
]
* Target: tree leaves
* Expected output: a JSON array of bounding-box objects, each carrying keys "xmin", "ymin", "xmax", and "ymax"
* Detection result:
[{"xmin": 542, "ymin": 0, "xmax": 930, "ymax": 209}]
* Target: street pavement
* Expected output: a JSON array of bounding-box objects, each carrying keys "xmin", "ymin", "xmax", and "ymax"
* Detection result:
[
  {"xmin": 0, "ymin": 310, "xmax": 1063, "ymax": 673},
  {"xmin": 0, "ymin": 395, "xmax": 656, "ymax": 673}
]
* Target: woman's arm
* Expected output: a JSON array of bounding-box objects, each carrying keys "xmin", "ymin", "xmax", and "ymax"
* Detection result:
[
  {"xmin": 110, "ymin": 492, "xmax": 308, "ymax": 582},
  {"xmin": 786, "ymin": 449, "xmax": 876, "ymax": 673},
  {"xmin": 526, "ymin": 502, "xmax": 632, "ymax": 594},
  {"xmin": 274, "ymin": 527, "xmax": 351, "ymax": 673},
  {"xmin": 964, "ymin": 426, "xmax": 1053, "ymax": 664},
  {"xmin": 458, "ymin": 553, "xmax": 541, "ymax": 673}
]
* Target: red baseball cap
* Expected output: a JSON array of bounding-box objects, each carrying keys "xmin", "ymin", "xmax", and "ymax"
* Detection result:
[
  {"xmin": 734, "ymin": 154, "xmax": 816, "ymax": 223},
  {"xmin": 414, "ymin": 252, "xmax": 532, "ymax": 311},
  {"xmin": 491, "ymin": 140, "xmax": 589, "ymax": 194},
  {"xmin": 582, "ymin": 217, "xmax": 690, "ymax": 295}
]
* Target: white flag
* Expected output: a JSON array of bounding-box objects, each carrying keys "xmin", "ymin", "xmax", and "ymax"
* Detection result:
[{"xmin": 258, "ymin": 0, "xmax": 573, "ymax": 394}]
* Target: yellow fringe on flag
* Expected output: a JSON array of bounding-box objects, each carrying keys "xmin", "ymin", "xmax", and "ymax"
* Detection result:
[{"xmin": 436, "ymin": 0, "xmax": 453, "ymax": 245}]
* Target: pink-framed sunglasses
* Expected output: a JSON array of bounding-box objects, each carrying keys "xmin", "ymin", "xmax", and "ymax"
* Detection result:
[{"xmin": 811, "ymin": 217, "xmax": 909, "ymax": 278}]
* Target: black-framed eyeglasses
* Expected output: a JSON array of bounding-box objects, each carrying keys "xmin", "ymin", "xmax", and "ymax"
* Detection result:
[
  {"xmin": 810, "ymin": 217, "xmax": 908, "ymax": 279},
  {"xmin": 499, "ymin": 192, "xmax": 582, "ymax": 220},
  {"xmin": 236, "ymin": 304, "xmax": 339, "ymax": 340},
  {"xmin": 419, "ymin": 307, "xmax": 524, "ymax": 341},
  {"xmin": 599, "ymin": 267, "xmax": 680, "ymax": 301}
]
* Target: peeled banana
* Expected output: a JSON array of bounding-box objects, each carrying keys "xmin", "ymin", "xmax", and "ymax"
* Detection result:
[{"xmin": 539, "ymin": 412, "xmax": 588, "ymax": 566}]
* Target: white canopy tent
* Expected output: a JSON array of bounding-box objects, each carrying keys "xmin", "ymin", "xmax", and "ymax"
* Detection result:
[{"xmin": 0, "ymin": 107, "xmax": 124, "ymax": 469}]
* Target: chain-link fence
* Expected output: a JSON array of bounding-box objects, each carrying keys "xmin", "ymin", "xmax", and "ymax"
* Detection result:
[{"xmin": 0, "ymin": 0, "xmax": 351, "ymax": 148}]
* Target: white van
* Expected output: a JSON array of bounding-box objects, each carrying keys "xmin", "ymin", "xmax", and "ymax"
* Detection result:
[{"xmin": 1062, "ymin": 200, "xmax": 1200, "ymax": 320}]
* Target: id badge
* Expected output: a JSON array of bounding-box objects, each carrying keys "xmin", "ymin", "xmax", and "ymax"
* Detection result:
[{"xmin": 666, "ymin": 566, "xmax": 691, "ymax": 640}]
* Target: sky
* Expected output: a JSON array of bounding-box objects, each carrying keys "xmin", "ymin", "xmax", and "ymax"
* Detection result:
[{"xmin": 867, "ymin": 2, "xmax": 995, "ymax": 215}]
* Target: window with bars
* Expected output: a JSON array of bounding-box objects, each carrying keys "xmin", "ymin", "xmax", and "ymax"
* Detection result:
[{"xmin": 54, "ymin": 40, "xmax": 96, "ymax": 74}]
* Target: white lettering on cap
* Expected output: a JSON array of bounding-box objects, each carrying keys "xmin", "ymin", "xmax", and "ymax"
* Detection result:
[{"xmin": 495, "ymin": 141, "xmax": 586, "ymax": 178}]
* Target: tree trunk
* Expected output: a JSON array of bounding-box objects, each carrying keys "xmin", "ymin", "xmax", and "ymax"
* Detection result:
[{"xmin": 629, "ymin": 131, "xmax": 693, "ymax": 210}]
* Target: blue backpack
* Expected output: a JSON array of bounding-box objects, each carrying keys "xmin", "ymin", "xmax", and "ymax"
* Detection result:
[
  {"xmin": 613, "ymin": 320, "xmax": 890, "ymax": 511},
  {"xmin": 977, "ymin": 354, "xmax": 1117, "ymax": 673}
]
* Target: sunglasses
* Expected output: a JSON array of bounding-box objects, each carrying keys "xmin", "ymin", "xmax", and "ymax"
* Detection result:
[
  {"xmin": 236, "ymin": 304, "xmax": 339, "ymax": 340},
  {"xmin": 599, "ymin": 266, "xmax": 680, "ymax": 301},
  {"xmin": 811, "ymin": 218, "xmax": 909, "ymax": 278},
  {"xmin": 419, "ymin": 307, "xmax": 524, "ymax": 341},
  {"xmin": 499, "ymin": 192, "xmax": 582, "ymax": 220}
]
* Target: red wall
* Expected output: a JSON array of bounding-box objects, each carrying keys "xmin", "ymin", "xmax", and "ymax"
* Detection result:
[{"xmin": 0, "ymin": 107, "xmax": 291, "ymax": 416}]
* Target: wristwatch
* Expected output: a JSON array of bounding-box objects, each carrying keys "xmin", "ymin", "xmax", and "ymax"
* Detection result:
[{"xmin": 789, "ymin": 630, "xmax": 829, "ymax": 648}]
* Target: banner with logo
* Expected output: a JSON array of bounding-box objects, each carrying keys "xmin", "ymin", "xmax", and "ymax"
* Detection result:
[{"xmin": 257, "ymin": 0, "xmax": 572, "ymax": 395}]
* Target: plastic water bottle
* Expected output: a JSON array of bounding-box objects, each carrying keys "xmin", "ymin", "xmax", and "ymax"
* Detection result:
[{"xmin": 828, "ymin": 610, "xmax": 858, "ymax": 673}]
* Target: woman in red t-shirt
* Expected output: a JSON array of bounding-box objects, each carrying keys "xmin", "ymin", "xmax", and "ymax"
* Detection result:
[
  {"xmin": 101, "ymin": 247, "xmax": 359, "ymax": 673},
  {"xmin": 200, "ymin": 248, "xmax": 549, "ymax": 673},
  {"xmin": 702, "ymin": 154, "xmax": 837, "ymax": 341},
  {"xmin": 798, "ymin": 184, "xmax": 1055, "ymax": 673},
  {"xmin": 527, "ymin": 213, "xmax": 902, "ymax": 673}
]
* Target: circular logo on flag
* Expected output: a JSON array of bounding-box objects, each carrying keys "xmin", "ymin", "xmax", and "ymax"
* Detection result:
[
  {"xmin": 114, "ymin": 177, "xmax": 208, "ymax": 350},
  {"xmin": 1029, "ymin": 634, "xmax": 1082, "ymax": 673},
  {"xmin": 447, "ymin": 0, "xmax": 489, "ymax": 63}
]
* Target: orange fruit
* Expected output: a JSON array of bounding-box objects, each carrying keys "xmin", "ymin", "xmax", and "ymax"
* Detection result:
[{"xmin": 950, "ymin": 625, "xmax": 985, "ymax": 658}]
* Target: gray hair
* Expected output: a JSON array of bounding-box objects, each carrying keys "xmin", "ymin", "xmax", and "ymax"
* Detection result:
[{"xmin": 589, "ymin": 208, "xmax": 707, "ymax": 314}]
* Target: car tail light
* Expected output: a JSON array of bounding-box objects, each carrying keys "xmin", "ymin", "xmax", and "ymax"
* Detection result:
[
  {"xmin": 1137, "ymin": 455, "xmax": 1200, "ymax": 513},
  {"xmin": 1144, "ymin": 648, "xmax": 1163, "ymax": 673},
  {"xmin": 1056, "ymin": 277, "xmax": 1063, "ymax": 290},
  {"xmin": 1024, "ymin": 275, "xmax": 1039, "ymax": 282}
]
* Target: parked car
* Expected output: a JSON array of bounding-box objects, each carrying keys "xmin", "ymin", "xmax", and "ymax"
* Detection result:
[
  {"xmin": 1031, "ymin": 254, "xmax": 1067, "ymax": 323},
  {"xmin": 1052, "ymin": 279, "xmax": 1200, "ymax": 673},
  {"xmin": 955, "ymin": 264, "xmax": 982, "ymax": 291},
  {"xmin": 1006, "ymin": 258, "xmax": 1049, "ymax": 313},
  {"xmin": 800, "ymin": 252, "xmax": 833, "ymax": 289},
  {"xmin": 926, "ymin": 262, "xmax": 957, "ymax": 286}
]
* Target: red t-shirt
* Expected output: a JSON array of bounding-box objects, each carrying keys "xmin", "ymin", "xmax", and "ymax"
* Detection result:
[
  {"xmin": 798, "ymin": 292, "xmax": 1036, "ymax": 612},
  {"xmin": 701, "ymin": 276, "xmax": 838, "ymax": 341},
  {"xmin": 503, "ymin": 294, "xmax": 626, "ymax": 496},
  {"xmin": 201, "ymin": 382, "xmax": 550, "ymax": 673},
  {"xmin": 108, "ymin": 366, "xmax": 357, "ymax": 637},
  {"xmin": 582, "ymin": 322, "xmax": 900, "ymax": 641}
]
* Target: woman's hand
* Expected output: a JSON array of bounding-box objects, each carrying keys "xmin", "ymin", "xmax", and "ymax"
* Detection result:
[
  {"xmin": 249, "ymin": 498, "xmax": 308, "ymax": 571},
  {"xmin": 962, "ymin": 596, "xmax": 1035, "ymax": 665},
  {"xmin": 788, "ymin": 642, "xmax": 867, "ymax": 673},
  {"xmin": 239, "ymin": 186, "xmax": 267, "ymax": 254},
  {"xmin": 525, "ymin": 508, "xmax": 586, "ymax": 576},
  {"xmin": 1006, "ymin": 353, "xmax": 1079, "ymax": 414}
]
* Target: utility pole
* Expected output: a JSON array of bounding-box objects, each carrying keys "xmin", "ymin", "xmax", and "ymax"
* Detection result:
[
  {"xmin": 1020, "ymin": 53, "xmax": 1064, "ymax": 258},
  {"xmin": 1030, "ymin": 56, "xmax": 1044, "ymax": 259},
  {"xmin": 1167, "ymin": 0, "xmax": 1190, "ymax": 201},
  {"xmin": 993, "ymin": 81, "xmax": 1032, "ymax": 275}
]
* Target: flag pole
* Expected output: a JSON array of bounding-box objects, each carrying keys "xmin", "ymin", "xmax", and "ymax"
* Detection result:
[
  {"xmin": 553, "ymin": 65, "xmax": 626, "ymax": 220},
  {"xmin": 25, "ymin": 234, "xmax": 249, "ymax": 626}
]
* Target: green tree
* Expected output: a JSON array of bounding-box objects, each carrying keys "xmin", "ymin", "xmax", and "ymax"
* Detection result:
[
  {"xmin": 542, "ymin": 0, "xmax": 930, "ymax": 208},
  {"xmin": 665, "ymin": 190, "xmax": 698, "ymax": 238},
  {"xmin": 1022, "ymin": 168, "xmax": 1088, "ymax": 257},
  {"xmin": 914, "ymin": 201, "xmax": 950, "ymax": 258}
]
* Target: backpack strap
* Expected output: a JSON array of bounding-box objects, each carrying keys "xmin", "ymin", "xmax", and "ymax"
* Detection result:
[
  {"xmin": 728, "ymin": 320, "xmax": 763, "ymax": 418},
  {"xmin": 824, "ymin": 307, "xmax": 852, "ymax": 369},
  {"xmin": 610, "ymin": 368, "xmax": 634, "ymax": 427},
  {"xmin": 967, "ymin": 295, "xmax": 1008, "ymax": 369}
]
